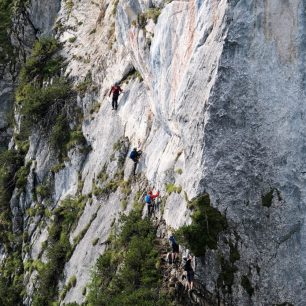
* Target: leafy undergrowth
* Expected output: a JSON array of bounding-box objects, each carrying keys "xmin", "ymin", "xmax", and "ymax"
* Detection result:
[
  {"xmin": 0, "ymin": 149, "xmax": 27, "ymax": 305},
  {"xmin": 0, "ymin": 0, "xmax": 29, "ymax": 66},
  {"xmin": 175, "ymin": 194, "xmax": 227, "ymax": 256},
  {"xmin": 32, "ymin": 196, "xmax": 87, "ymax": 306},
  {"xmin": 86, "ymin": 209, "xmax": 171, "ymax": 306}
]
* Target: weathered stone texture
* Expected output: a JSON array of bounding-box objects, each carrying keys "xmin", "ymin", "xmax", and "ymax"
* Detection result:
[{"xmin": 5, "ymin": 0, "xmax": 306, "ymax": 305}]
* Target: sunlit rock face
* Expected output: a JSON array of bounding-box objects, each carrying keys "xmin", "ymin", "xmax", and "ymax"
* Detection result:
[{"xmin": 4, "ymin": 0, "xmax": 306, "ymax": 305}]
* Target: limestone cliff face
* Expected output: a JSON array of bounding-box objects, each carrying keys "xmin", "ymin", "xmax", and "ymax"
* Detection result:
[
  {"xmin": 0, "ymin": 0, "xmax": 60, "ymax": 150},
  {"xmin": 2, "ymin": 0, "xmax": 306, "ymax": 305}
]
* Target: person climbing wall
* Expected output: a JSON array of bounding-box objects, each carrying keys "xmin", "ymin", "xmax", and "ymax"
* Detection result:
[
  {"xmin": 129, "ymin": 147, "xmax": 142, "ymax": 175},
  {"xmin": 169, "ymin": 235, "xmax": 179, "ymax": 263},
  {"xmin": 145, "ymin": 189, "xmax": 159, "ymax": 217},
  {"xmin": 108, "ymin": 81, "xmax": 123, "ymax": 110}
]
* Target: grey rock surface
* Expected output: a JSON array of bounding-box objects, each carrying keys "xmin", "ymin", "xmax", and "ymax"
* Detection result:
[{"xmin": 3, "ymin": 0, "xmax": 306, "ymax": 305}]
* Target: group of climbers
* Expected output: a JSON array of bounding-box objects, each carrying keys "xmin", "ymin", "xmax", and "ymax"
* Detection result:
[
  {"xmin": 145, "ymin": 188, "xmax": 160, "ymax": 217},
  {"xmin": 110, "ymin": 82, "xmax": 195, "ymax": 293},
  {"xmin": 168, "ymin": 235, "xmax": 194, "ymax": 290}
]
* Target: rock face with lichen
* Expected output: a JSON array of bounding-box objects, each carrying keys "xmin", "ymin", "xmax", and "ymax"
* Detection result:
[{"xmin": 1, "ymin": 0, "xmax": 306, "ymax": 305}]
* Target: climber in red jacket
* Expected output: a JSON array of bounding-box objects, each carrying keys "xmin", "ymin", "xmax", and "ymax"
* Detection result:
[
  {"xmin": 146, "ymin": 189, "xmax": 159, "ymax": 216},
  {"xmin": 109, "ymin": 82, "xmax": 123, "ymax": 110}
]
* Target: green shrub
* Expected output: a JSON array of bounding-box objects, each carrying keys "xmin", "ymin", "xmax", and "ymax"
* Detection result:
[
  {"xmin": 137, "ymin": 8, "xmax": 161, "ymax": 29},
  {"xmin": 0, "ymin": 251, "xmax": 24, "ymax": 305},
  {"xmin": 120, "ymin": 199, "xmax": 128, "ymax": 210},
  {"xmin": 14, "ymin": 138, "xmax": 30, "ymax": 155},
  {"xmin": 49, "ymin": 114, "xmax": 70, "ymax": 158},
  {"xmin": 68, "ymin": 36, "xmax": 76, "ymax": 43},
  {"xmin": 0, "ymin": 0, "xmax": 13, "ymax": 65},
  {"xmin": 165, "ymin": 183, "xmax": 182, "ymax": 194},
  {"xmin": 32, "ymin": 196, "xmax": 86, "ymax": 305},
  {"xmin": 0, "ymin": 0, "xmax": 28, "ymax": 66},
  {"xmin": 50, "ymin": 163, "xmax": 65, "ymax": 174},
  {"xmin": 175, "ymin": 168, "xmax": 182, "ymax": 175},
  {"xmin": 18, "ymin": 37, "xmax": 62, "ymax": 84},
  {"xmin": 97, "ymin": 166, "xmax": 108, "ymax": 184},
  {"xmin": 60, "ymin": 275, "xmax": 77, "ymax": 300},
  {"xmin": 86, "ymin": 209, "xmax": 170, "ymax": 305},
  {"xmin": 15, "ymin": 161, "xmax": 32, "ymax": 190},
  {"xmin": 36, "ymin": 184, "xmax": 51, "ymax": 199},
  {"xmin": 175, "ymin": 194, "xmax": 227, "ymax": 256},
  {"xmin": 0, "ymin": 150, "xmax": 23, "ymax": 244},
  {"xmin": 17, "ymin": 78, "xmax": 71, "ymax": 126},
  {"xmin": 65, "ymin": 0, "xmax": 73, "ymax": 13},
  {"xmin": 66, "ymin": 129, "xmax": 87, "ymax": 151},
  {"xmin": 15, "ymin": 36, "xmax": 75, "ymax": 154}
]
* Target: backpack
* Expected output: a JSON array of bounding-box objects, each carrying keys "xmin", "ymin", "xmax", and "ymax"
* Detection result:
[
  {"xmin": 129, "ymin": 150, "xmax": 136, "ymax": 159},
  {"xmin": 145, "ymin": 194, "xmax": 151, "ymax": 204},
  {"xmin": 169, "ymin": 236, "xmax": 177, "ymax": 245}
]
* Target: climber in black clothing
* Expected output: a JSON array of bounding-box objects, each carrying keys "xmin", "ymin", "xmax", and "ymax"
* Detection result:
[
  {"xmin": 184, "ymin": 254, "xmax": 194, "ymax": 290},
  {"xmin": 129, "ymin": 148, "xmax": 142, "ymax": 175},
  {"xmin": 169, "ymin": 235, "xmax": 179, "ymax": 263},
  {"xmin": 109, "ymin": 82, "xmax": 123, "ymax": 110}
]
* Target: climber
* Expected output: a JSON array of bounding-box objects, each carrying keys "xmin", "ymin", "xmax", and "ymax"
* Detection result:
[
  {"xmin": 184, "ymin": 254, "xmax": 194, "ymax": 290},
  {"xmin": 145, "ymin": 189, "xmax": 159, "ymax": 217},
  {"xmin": 169, "ymin": 235, "xmax": 179, "ymax": 263},
  {"xmin": 108, "ymin": 81, "xmax": 123, "ymax": 110},
  {"xmin": 129, "ymin": 147, "xmax": 142, "ymax": 175}
]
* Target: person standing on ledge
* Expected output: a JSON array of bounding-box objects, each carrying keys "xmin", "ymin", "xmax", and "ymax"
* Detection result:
[
  {"xmin": 109, "ymin": 81, "xmax": 123, "ymax": 110},
  {"xmin": 169, "ymin": 235, "xmax": 179, "ymax": 263},
  {"xmin": 184, "ymin": 254, "xmax": 194, "ymax": 290}
]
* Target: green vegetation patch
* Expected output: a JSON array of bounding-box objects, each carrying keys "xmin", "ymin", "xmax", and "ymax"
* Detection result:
[
  {"xmin": 137, "ymin": 8, "xmax": 161, "ymax": 29},
  {"xmin": 0, "ymin": 251, "xmax": 25, "ymax": 305},
  {"xmin": 0, "ymin": 149, "xmax": 27, "ymax": 305},
  {"xmin": 60, "ymin": 275, "xmax": 77, "ymax": 300},
  {"xmin": 0, "ymin": 150, "xmax": 24, "ymax": 245},
  {"xmin": 0, "ymin": 0, "xmax": 29, "ymax": 66},
  {"xmin": 32, "ymin": 196, "xmax": 87, "ymax": 305},
  {"xmin": 15, "ymin": 160, "xmax": 32, "ymax": 190},
  {"xmin": 86, "ymin": 209, "xmax": 170, "ymax": 305},
  {"xmin": 15, "ymin": 37, "xmax": 88, "ymax": 161},
  {"xmin": 112, "ymin": 0, "xmax": 119, "ymax": 15},
  {"xmin": 175, "ymin": 168, "xmax": 183, "ymax": 175},
  {"xmin": 15, "ymin": 37, "xmax": 72, "ymax": 141},
  {"xmin": 165, "ymin": 183, "xmax": 182, "ymax": 194},
  {"xmin": 175, "ymin": 194, "xmax": 227, "ymax": 256}
]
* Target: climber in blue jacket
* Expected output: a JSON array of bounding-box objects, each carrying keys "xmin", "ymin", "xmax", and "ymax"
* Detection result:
[{"xmin": 129, "ymin": 148, "xmax": 142, "ymax": 175}]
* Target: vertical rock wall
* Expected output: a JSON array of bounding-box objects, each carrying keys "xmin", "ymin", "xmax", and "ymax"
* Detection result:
[{"xmin": 3, "ymin": 0, "xmax": 306, "ymax": 305}]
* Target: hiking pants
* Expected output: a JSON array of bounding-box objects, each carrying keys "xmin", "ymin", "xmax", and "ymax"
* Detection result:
[
  {"xmin": 148, "ymin": 203, "xmax": 154, "ymax": 216},
  {"xmin": 112, "ymin": 95, "xmax": 119, "ymax": 110}
]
